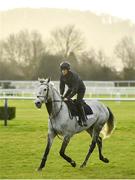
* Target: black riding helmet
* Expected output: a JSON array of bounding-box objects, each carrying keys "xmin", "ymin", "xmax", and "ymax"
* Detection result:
[{"xmin": 60, "ymin": 61, "xmax": 70, "ymax": 70}]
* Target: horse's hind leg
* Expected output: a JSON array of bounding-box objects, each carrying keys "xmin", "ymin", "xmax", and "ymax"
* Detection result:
[
  {"xmin": 97, "ymin": 136, "xmax": 109, "ymax": 163},
  {"xmin": 59, "ymin": 136, "xmax": 76, "ymax": 167},
  {"xmin": 80, "ymin": 127, "xmax": 99, "ymax": 168}
]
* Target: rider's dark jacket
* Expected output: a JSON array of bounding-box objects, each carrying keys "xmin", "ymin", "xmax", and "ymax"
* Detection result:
[{"xmin": 60, "ymin": 70, "xmax": 86, "ymax": 99}]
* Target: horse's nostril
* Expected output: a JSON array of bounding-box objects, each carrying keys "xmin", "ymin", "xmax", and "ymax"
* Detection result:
[{"xmin": 35, "ymin": 101, "xmax": 42, "ymax": 108}]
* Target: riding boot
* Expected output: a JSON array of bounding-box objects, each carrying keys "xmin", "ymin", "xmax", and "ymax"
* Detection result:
[
  {"xmin": 77, "ymin": 103, "xmax": 87, "ymax": 127},
  {"xmin": 78, "ymin": 116, "xmax": 83, "ymax": 127}
]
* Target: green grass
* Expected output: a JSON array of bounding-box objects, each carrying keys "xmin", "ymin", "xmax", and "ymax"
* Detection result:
[{"xmin": 0, "ymin": 100, "xmax": 135, "ymax": 179}]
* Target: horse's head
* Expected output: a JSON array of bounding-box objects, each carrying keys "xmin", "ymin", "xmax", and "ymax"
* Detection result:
[{"xmin": 35, "ymin": 78, "xmax": 52, "ymax": 108}]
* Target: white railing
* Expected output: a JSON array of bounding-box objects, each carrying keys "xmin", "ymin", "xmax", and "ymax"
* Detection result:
[
  {"xmin": 0, "ymin": 96, "xmax": 135, "ymax": 101},
  {"xmin": 0, "ymin": 80, "xmax": 135, "ymax": 88},
  {"xmin": 85, "ymin": 87, "xmax": 135, "ymax": 97},
  {"xmin": 0, "ymin": 89, "xmax": 36, "ymax": 97},
  {"xmin": 0, "ymin": 80, "xmax": 135, "ymax": 98},
  {"xmin": 0, "ymin": 87, "xmax": 135, "ymax": 97}
]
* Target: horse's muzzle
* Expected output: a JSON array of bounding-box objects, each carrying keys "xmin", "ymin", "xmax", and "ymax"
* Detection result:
[{"xmin": 35, "ymin": 99, "xmax": 42, "ymax": 109}]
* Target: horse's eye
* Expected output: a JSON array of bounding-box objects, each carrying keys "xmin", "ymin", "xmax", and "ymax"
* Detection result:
[{"xmin": 44, "ymin": 88, "xmax": 47, "ymax": 91}]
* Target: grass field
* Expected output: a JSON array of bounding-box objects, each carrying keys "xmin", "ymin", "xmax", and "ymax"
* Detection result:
[{"xmin": 0, "ymin": 100, "xmax": 135, "ymax": 179}]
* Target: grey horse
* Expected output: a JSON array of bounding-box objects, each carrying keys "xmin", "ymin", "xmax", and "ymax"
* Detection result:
[{"xmin": 35, "ymin": 78, "xmax": 115, "ymax": 171}]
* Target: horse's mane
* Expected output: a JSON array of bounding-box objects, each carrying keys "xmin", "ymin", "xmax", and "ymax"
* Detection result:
[{"xmin": 49, "ymin": 81, "xmax": 61, "ymax": 97}]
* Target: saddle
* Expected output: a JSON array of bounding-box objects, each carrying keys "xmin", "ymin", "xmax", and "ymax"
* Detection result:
[{"xmin": 65, "ymin": 99, "xmax": 93, "ymax": 117}]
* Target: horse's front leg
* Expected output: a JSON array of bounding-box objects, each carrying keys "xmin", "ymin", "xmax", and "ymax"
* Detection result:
[
  {"xmin": 59, "ymin": 136, "xmax": 76, "ymax": 167},
  {"xmin": 38, "ymin": 132, "xmax": 56, "ymax": 171}
]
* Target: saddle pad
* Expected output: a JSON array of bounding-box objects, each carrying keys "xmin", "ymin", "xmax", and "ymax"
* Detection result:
[{"xmin": 65, "ymin": 99, "xmax": 93, "ymax": 117}]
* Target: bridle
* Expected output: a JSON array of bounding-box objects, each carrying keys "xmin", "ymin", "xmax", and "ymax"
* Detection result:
[
  {"xmin": 36, "ymin": 83, "xmax": 50, "ymax": 103},
  {"xmin": 37, "ymin": 83, "xmax": 62, "ymax": 104}
]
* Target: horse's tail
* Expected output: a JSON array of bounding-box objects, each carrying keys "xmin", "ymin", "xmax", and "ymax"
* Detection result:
[{"xmin": 101, "ymin": 107, "xmax": 115, "ymax": 139}]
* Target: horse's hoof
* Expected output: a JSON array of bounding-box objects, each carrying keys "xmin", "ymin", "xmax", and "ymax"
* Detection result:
[
  {"xmin": 37, "ymin": 167, "xmax": 42, "ymax": 171},
  {"xmin": 71, "ymin": 160, "xmax": 76, "ymax": 167},
  {"xmin": 103, "ymin": 158, "xmax": 109, "ymax": 163},
  {"xmin": 100, "ymin": 157, "xmax": 109, "ymax": 163},
  {"xmin": 80, "ymin": 162, "xmax": 86, "ymax": 168}
]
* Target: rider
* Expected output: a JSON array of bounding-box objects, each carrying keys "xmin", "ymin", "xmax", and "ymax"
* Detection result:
[{"xmin": 59, "ymin": 61, "xmax": 87, "ymax": 126}]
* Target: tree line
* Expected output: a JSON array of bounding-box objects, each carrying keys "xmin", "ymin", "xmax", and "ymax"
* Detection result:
[{"xmin": 0, "ymin": 25, "xmax": 135, "ymax": 80}]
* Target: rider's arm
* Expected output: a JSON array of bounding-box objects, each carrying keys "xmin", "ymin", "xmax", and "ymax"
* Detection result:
[
  {"xmin": 67, "ymin": 73, "xmax": 79, "ymax": 99},
  {"xmin": 64, "ymin": 89, "xmax": 72, "ymax": 98}
]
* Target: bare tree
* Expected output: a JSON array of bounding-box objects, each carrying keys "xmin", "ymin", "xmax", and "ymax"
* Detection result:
[
  {"xmin": 0, "ymin": 41, "xmax": 4, "ymax": 62},
  {"xmin": 1, "ymin": 30, "xmax": 45, "ymax": 64},
  {"xmin": 96, "ymin": 50, "xmax": 107, "ymax": 65},
  {"xmin": 49, "ymin": 25, "xmax": 85, "ymax": 57},
  {"xmin": 114, "ymin": 36, "xmax": 135, "ymax": 69},
  {"xmin": 0, "ymin": 30, "xmax": 46, "ymax": 79}
]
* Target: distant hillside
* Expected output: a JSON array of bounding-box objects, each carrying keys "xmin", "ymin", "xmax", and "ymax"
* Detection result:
[{"xmin": 0, "ymin": 8, "xmax": 135, "ymax": 56}]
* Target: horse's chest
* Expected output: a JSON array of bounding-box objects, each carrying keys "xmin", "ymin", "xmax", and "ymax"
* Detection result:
[{"xmin": 53, "ymin": 121, "xmax": 68, "ymax": 135}]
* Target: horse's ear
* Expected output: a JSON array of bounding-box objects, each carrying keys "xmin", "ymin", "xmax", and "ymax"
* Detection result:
[
  {"xmin": 47, "ymin": 77, "xmax": 51, "ymax": 83},
  {"xmin": 38, "ymin": 77, "xmax": 46, "ymax": 83}
]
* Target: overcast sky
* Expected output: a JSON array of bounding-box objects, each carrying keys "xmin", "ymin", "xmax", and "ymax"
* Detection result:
[{"xmin": 0, "ymin": 0, "xmax": 135, "ymax": 22}]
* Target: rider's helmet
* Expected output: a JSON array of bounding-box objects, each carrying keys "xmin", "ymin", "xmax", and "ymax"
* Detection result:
[{"xmin": 60, "ymin": 61, "xmax": 70, "ymax": 71}]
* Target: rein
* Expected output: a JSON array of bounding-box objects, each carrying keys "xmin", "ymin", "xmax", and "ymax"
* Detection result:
[
  {"xmin": 49, "ymin": 100, "xmax": 63, "ymax": 119},
  {"xmin": 48, "ymin": 99, "xmax": 63, "ymax": 140}
]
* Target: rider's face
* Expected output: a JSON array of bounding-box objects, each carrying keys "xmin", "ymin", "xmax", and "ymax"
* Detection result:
[{"xmin": 62, "ymin": 69, "xmax": 68, "ymax": 76}]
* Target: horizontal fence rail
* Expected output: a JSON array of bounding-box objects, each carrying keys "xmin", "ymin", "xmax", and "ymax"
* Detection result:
[
  {"xmin": 0, "ymin": 87, "xmax": 135, "ymax": 97},
  {"xmin": 0, "ymin": 96, "xmax": 135, "ymax": 101},
  {"xmin": 0, "ymin": 80, "xmax": 135, "ymax": 99}
]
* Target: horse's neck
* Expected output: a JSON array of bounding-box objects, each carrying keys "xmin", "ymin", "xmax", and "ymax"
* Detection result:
[{"xmin": 51, "ymin": 87, "xmax": 62, "ymax": 114}]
